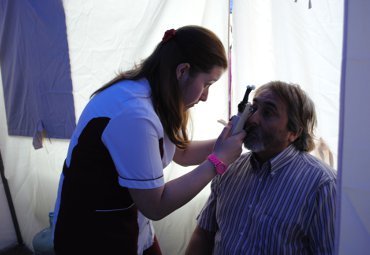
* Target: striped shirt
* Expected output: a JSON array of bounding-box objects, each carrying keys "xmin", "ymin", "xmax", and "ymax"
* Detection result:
[{"xmin": 197, "ymin": 145, "xmax": 336, "ymax": 255}]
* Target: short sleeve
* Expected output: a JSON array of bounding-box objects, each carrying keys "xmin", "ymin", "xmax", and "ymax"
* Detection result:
[{"xmin": 102, "ymin": 111, "xmax": 164, "ymax": 189}]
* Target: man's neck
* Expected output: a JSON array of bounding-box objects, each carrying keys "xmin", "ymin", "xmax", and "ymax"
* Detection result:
[{"xmin": 253, "ymin": 147, "xmax": 288, "ymax": 165}]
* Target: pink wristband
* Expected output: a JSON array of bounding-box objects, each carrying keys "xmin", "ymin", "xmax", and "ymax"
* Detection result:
[{"xmin": 207, "ymin": 154, "xmax": 227, "ymax": 175}]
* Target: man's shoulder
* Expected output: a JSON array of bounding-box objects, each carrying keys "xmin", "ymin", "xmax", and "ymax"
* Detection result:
[
  {"xmin": 224, "ymin": 152, "xmax": 252, "ymax": 175},
  {"xmin": 298, "ymin": 151, "xmax": 337, "ymax": 183}
]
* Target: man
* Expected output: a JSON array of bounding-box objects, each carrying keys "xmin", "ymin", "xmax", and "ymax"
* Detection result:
[{"xmin": 186, "ymin": 81, "xmax": 336, "ymax": 254}]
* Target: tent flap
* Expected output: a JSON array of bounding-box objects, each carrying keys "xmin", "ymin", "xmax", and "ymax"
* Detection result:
[{"xmin": 0, "ymin": 0, "xmax": 75, "ymax": 149}]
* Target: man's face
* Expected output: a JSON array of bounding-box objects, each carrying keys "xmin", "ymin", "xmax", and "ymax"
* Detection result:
[{"xmin": 243, "ymin": 89, "xmax": 298, "ymax": 161}]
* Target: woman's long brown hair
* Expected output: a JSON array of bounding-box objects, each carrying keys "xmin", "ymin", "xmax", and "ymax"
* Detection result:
[{"xmin": 92, "ymin": 25, "xmax": 227, "ymax": 149}]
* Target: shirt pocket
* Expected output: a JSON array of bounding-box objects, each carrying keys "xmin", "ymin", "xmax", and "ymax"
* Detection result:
[{"xmin": 256, "ymin": 210, "xmax": 307, "ymax": 251}]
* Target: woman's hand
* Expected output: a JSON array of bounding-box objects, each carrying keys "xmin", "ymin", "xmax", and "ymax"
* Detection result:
[{"xmin": 212, "ymin": 122, "xmax": 246, "ymax": 166}]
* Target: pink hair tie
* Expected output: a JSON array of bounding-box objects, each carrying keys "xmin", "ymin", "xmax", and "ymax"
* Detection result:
[{"xmin": 162, "ymin": 29, "xmax": 176, "ymax": 42}]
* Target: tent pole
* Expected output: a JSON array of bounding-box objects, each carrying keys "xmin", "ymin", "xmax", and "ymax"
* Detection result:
[
  {"xmin": 227, "ymin": 0, "xmax": 233, "ymax": 120},
  {"xmin": 0, "ymin": 151, "xmax": 24, "ymax": 245}
]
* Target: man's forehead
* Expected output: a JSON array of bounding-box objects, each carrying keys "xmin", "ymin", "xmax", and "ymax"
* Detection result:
[{"xmin": 253, "ymin": 90, "xmax": 282, "ymax": 105}]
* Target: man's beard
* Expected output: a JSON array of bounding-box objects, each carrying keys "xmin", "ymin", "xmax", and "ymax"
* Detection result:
[{"xmin": 243, "ymin": 128, "xmax": 265, "ymax": 152}]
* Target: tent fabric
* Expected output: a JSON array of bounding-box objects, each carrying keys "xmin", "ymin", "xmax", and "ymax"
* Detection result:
[
  {"xmin": 336, "ymin": 0, "xmax": 370, "ymax": 253},
  {"xmin": 0, "ymin": 0, "xmax": 76, "ymax": 149},
  {"xmin": 0, "ymin": 154, "xmax": 17, "ymax": 250}
]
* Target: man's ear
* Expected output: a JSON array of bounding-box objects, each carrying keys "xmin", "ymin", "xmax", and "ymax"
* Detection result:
[
  {"xmin": 288, "ymin": 127, "xmax": 303, "ymax": 143},
  {"xmin": 176, "ymin": 63, "xmax": 190, "ymax": 80}
]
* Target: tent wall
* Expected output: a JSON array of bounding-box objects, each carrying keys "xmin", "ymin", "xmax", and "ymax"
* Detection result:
[
  {"xmin": 0, "ymin": 148, "xmax": 17, "ymax": 250},
  {"xmin": 336, "ymin": 0, "xmax": 370, "ymax": 253}
]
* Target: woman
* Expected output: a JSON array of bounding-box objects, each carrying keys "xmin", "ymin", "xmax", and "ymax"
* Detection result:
[{"xmin": 53, "ymin": 25, "xmax": 245, "ymax": 255}]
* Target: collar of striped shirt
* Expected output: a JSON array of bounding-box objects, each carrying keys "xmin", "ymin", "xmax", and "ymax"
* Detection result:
[{"xmin": 250, "ymin": 145, "xmax": 300, "ymax": 175}]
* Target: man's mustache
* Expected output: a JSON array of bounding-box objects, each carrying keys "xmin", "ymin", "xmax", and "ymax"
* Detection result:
[{"xmin": 244, "ymin": 125, "xmax": 257, "ymax": 135}]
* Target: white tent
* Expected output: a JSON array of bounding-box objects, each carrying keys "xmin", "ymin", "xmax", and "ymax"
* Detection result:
[{"xmin": 0, "ymin": 0, "xmax": 369, "ymax": 254}]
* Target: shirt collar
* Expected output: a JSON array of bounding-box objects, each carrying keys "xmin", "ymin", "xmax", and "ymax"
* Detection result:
[{"xmin": 250, "ymin": 145, "xmax": 299, "ymax": 174}]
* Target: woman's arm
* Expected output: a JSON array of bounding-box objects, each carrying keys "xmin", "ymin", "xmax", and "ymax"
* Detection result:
[
  {"xmin": 173, "ymin": 139, "xmax": 216, "ymax": 166},
  {"xmin": 129, "ymin": 124, "xmax": 245, "ymax": 220},
  {"xmin": 129, "ymin": 158, "xmax": 217, "ymax": 220}
]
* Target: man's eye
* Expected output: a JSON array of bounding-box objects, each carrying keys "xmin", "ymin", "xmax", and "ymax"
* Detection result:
[
  {"xmin": 249, "ymin": 106, "xmax": 257, "ymax": 113},
  {"xmin": 262, "ymin": 109, "xmax": 274, "ymax": 117}
]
